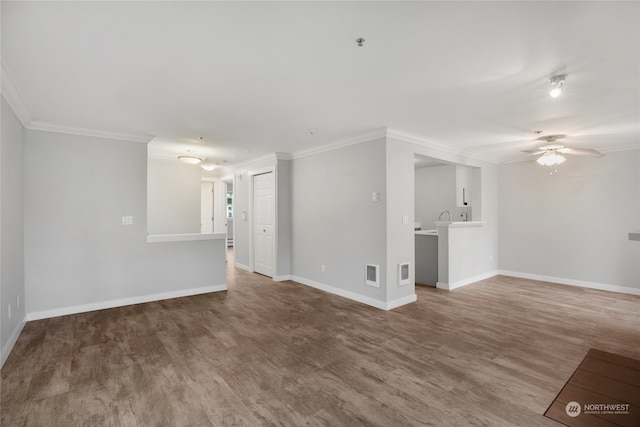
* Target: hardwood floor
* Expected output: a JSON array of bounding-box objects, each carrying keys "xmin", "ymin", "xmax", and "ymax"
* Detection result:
[{"xmin": 2, "ymin": 256, "xmax": 639, "ymax": 426}]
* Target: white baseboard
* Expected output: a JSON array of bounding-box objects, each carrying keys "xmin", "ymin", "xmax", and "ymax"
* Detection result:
[
  {"xmin": 235, "ymin": 263, "xmax": 252, "ymax": 272},
  {"xmin": 386, "ymin": 293, "xmax": 418, "ymax": 310},
  {"xmin": 26, "ymin": 284, "xmax": 228, "ymax": 321},
  {"xmin": 273, "ymin": 275, "xmax": 292, "ymax": 282},
  {"xmin": 499, "ymin": 270, "xmax": 640, "ymax": 296},
  {"xmin": 290, "ymin": 275, "xmax": 416, "ymax": 311},
  {"xmin": 436, "ymin": 270, "xmax": 499, "ymax": 291},
  {"xmin": 1, "ymin": 316, "xmax": 26, "ymax": 369}
]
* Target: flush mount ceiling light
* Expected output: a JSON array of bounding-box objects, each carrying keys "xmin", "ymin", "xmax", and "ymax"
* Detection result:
[
  {"xmin": 201, "ymin": 163, "xmax": 217, "ymax": 171},
  {"xmin": 549, "ymin": 73, "xmax": 567, "ymax": 98},
  {"xmin": 178, "ymin": 155, "xmax": 203, "ymax": 165}
]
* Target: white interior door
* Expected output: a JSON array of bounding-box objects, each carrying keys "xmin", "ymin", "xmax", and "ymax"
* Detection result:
[
  {"xmin": 253, "ymin": 172, "xmax": 274, "ymax": 277},
  {"xmin": 201, "ymin": 182, "xmax": 214, "ymax": 233}
]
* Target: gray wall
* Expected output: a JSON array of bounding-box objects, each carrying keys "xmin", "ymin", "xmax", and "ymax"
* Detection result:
[
  {"xmin": 276, "ymin": 159, "xmax": 291, "ymax": 278},
  {"xmin": 499, "ymin": 150, "xmax": 640, "ymax": 290},
  {"xmin": 414, "ymin": 165, "xmax": 456, "ymax": 229},
  {"xmin": 291, "ymin": 138, "xmax": 388, "ymax": 302},
  {"xmin": 1, "ymin": 96, "xmax": 26, "ymax": 364},
  {"xmin": 24, "ymin": 130, "xmax": 226, "ymax": 315},
  {"xmin": 147, "ymin": 157, "xmax": 201, "ymax": 235}
]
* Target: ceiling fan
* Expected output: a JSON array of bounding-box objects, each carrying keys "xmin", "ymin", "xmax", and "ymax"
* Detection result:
[{"xmin": 504, "ymin": 134, "xmax": 604, "ymax": 166}]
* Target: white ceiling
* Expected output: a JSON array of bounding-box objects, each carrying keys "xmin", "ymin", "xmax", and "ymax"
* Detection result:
[{"xmin": 2, "ymin": 1, "xmax": 639, "ymax": 165}]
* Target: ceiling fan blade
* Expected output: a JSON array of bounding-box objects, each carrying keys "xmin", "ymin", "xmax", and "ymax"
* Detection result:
[
  {"xmin": 502, "ymin": 153, "xmax": 540, "ymax": 164},
  {"xmin": 521, "ymin": 149, "xmax": 545, "ymax": 155},
  {"xmin": 557, "ymin": 147, "xmax": 603, "ymax": 156}
]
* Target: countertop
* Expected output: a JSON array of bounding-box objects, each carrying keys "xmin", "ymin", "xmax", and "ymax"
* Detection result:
[{"xmin": 415, "ymin": 229, "xmax": 438, "ymax": 236}]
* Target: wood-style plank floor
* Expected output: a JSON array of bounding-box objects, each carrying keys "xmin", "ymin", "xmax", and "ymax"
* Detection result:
[
  {"xmin": 545, "ymin": 349, "xmax": 640, "ymax": 426},
  {"xmin": 2, "ymin": 253, "xmax": 639, "ymax": 426}
]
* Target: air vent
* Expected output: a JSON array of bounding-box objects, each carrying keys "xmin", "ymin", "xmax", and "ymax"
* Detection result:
[
  {"xmin": 398, "ymin": 262, "xmax": 410, "ymax": 286},
  {"xmin": 365, "ymin": 263, "xmax": 379, "ymax": 287}
]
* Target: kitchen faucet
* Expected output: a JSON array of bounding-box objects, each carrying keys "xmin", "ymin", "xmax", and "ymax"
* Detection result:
[{"xmin": 438, "ymin": 210, "xmax": 452, "ymax": 222}]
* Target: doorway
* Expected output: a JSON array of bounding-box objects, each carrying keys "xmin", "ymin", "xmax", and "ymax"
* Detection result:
[
  {"xmin": 224, "ymin": 180, "xmax": 234, "ymax": 247},
  {"xmin": 252, "ymin": 171, "xmax": 275, "ymax": 277}
]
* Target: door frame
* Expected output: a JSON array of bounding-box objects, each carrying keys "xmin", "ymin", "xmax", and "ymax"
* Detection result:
[{"xmin": 248, "ymin": 165, "xmax": 278, "ymax": 277}]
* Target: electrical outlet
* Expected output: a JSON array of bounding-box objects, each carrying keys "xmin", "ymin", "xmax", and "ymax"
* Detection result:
[
  {"xmin": 8, "ymin": 304, "xmax": 11, "ymax": 319},
  {"xmin": 321, "ymin": 265, "xmax": 326, "ymax": 273}
]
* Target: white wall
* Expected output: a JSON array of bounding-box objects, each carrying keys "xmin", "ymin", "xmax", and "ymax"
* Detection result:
[
  {"xmin": 1, "ymin": 96, "xmax": 26, "ymax": 366},
  {"xmin": 24, "ymin": 130, "xmax": 227, "ymax": 317},
  {"xmin": 147, "ymin": 157, "xmax": 201, "ymax": 235},
  {"xmin": 387, "ymin": 135, "xmax": 499, "ymax": 295},
  {"xmin": 291, "ymin": 139, "xmax": 388, "ymax": 304},
  {"xmin": 499, "ymin": 150, "xmax": 640, "ymax": 291},
  {"xmin": 414, "ymin": 165, "xmax": 456, "ymax": 229}
]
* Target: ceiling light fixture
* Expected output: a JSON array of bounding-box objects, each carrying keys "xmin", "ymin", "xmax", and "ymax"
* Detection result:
[
  {"xmin": 201, "ymin": 163, "xmax": 217, "ymax": 171},
  {"xmin": 178, "ymin": 155, "xmax": 203, "ymax": 165},
  {"xmin": 536, "ymin": 150, "xmax": 566, "ymax": 166},
  {"xmin": 549, "ymin": 74, "xmax": 566, "ymax": 98}
]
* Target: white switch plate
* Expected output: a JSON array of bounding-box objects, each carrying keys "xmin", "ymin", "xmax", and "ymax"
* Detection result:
[{"xmin": 122, "ymin": 216, "xmax": 133, "ymax": 225}]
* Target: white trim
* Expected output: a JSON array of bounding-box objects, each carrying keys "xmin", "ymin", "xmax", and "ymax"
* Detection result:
[
  {"xmin": 291, "ymin": 128, "xmax": 387, "ymax": 159},
  {"xmin": 235, "ymin": 263, "xmax": 252, "ymax": 272},
  {"xmin": 26, "ymin": 284, "xmax": 228, "ymax": 321},
  {"xmin": 387, "ymin": 128, "xmax": 500, "ymax": 164},
  {"xmin": 28, "ymin": 120, "xmax": 153, "ymax": 144},
  {"xmin": 436, "ymin": 270, "xmax": 499, "ymax": 291},
  {"xmin": 1, "ymin": 317, "xmax": 27, "ymax": 368},
  {"xmin": 273, "ymin": 275, "xmax": 292, "ymax": 282},
  {"xmin": 291, "ymin": 276, "xmax": 416, "ymax": 310},
  {"xmin": 146, "ymin": 232, "xmax": 226, "ymax": 243},
  {"xmin": 1, "ymin": 60, "xmax": 33, "ymax": 127},
  {"xmin": 499, "ymin": 271, "xmax": 640, "ymax": 296},
  {"xmin": 386, "ymin": 293, "xmax": 418, "ymax": 310},
  {"xmin": 292, "ymin": 275, "xmax": 388, "ymax": 310}
]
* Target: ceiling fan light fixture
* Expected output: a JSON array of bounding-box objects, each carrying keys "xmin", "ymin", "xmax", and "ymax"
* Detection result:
[
  {"xmin": 537, "ymin": 151, "xmax": 566, "ymax": 166},
  {"xmin": 178, "ymin": 155, "xmax": 203, "ymax": 165}
]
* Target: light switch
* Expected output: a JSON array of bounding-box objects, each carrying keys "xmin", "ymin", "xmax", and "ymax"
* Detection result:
[
  {"xmin": 122, "ymin": 216, "xmax": 133, "ymax": 225},
  {"xmin": 402, "ymin": 215, "xmax": 409, "ymax": 225}
]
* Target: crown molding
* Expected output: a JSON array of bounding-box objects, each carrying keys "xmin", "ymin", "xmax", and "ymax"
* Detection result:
[
  {"xmin": 1, "ymin": 59, "xmax": 33, "ymax": 127},
  {"xmin": 28, "ymin": 120, "xmax": 154, "ymax": 144},
  {"xmin": 291, "ymin": 128, "xmax": 387, "ymax": 160},
  {"xmin": 387, "ymin": 128, "xmax": 500, "ymax": 164},
  {"xmin": 2, "ymin": 60, "xmax": 153, "ymax": 143}
]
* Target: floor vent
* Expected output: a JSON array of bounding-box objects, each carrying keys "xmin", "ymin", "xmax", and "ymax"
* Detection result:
[{"xmin": 365, "ymin": 263, "xmax": 380, "ymax": 287}]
